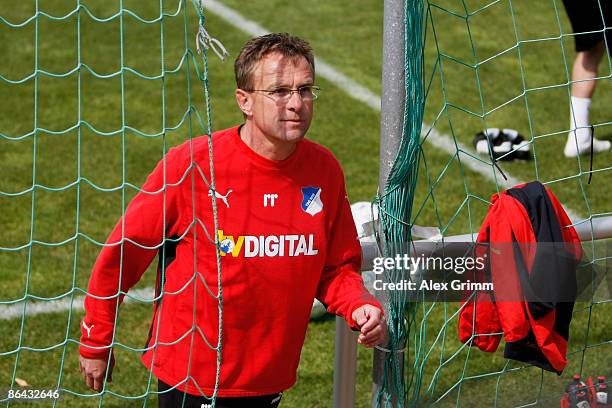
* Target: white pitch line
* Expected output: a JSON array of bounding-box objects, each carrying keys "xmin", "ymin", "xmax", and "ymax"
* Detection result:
[
  {"xmin": 205, "ymin": 0, "xmax": 381, "ymax": 112},
  {"xmin": 0, "ymin": 287, "xmax": 154, "ymax": 320},
  {"xmin": 205, "ymin": 0, "xmax": 582, "ymax": 222},
  {"xmin": 423, "ymin": 125, "xmax": 522, "ymax": 188}
]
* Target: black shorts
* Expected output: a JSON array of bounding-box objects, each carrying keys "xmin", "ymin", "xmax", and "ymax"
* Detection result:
[
  {"xmin": 157, "ymin": 380, "xmax": 283, "ymax": 408},
  {"xmin": 562, "ymin": 0, "xmax": 612, "ymax": 52}
]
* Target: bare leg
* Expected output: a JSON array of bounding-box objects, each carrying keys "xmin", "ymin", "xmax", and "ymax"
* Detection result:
[
  {"xmin": 564, "ymin": 41, "xmax": 610, "ymax": 157},
  {"xmin": 571, "ymin": 41, "xmax": 605, "ymax": 98}
]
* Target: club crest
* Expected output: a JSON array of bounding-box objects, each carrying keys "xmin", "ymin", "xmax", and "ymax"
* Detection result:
[{"xmin": 301, "ymin": 187, "xmax": 323, "ymax": 216}]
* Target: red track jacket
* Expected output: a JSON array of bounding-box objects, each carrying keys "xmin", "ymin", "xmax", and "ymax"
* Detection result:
[
  {"xmin": 458, "ymin": 182, "xmax": 582, "ymax": 373},
  {"xmin": 79, "ymin": 126, "xmax": 381, "ymax": 396}
]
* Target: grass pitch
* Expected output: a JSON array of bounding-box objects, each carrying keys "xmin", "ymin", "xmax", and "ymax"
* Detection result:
[{"xmin": 0, "ymin": 0, "xmax": 610, "ymax": 407}]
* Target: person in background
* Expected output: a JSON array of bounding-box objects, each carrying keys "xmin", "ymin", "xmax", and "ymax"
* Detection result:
[{"xmin": 562, "ymin": 0, "xmax": 611, "ymax": 158}]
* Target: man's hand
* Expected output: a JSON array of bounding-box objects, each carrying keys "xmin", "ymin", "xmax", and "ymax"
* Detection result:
[
  {"xmin": 79, "ymin": 355, "xmax": 113, "ymax": 392},
  {"xmin": 351, "ymin": 304, "xmax": 387, "ymax": 348}
]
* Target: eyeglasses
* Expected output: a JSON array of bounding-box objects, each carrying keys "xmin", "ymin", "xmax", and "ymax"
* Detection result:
[{"xmin": 246, "ymin": 85, "xmax": 320, "ymax": 102}]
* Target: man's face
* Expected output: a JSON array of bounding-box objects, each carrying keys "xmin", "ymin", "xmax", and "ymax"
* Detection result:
[{"xmin": 244, "ymin": 52, "xmax": 314, "ymax": 146}]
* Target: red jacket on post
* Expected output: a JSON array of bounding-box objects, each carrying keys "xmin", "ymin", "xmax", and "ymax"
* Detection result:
[{"xmin": 459, "ymin": 182, "xmax": 582, "ymax": 373}]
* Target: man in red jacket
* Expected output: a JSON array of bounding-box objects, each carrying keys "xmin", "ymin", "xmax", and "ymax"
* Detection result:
[{"xmin": 78, "ymin": 33, "xmax": 386, "ymax": 407}]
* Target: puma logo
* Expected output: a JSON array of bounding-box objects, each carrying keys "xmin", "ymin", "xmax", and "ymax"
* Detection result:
[
  {"xmin": 271, "ymin": 393, "xmax": 282, "ymax": 404},
  {"xmin": 208, "ymin": 189, "xmax": 233, "ymax": 208},
  {"xmin": 82, "ymin": 321, "xmax": 94, "ymax": 338}
]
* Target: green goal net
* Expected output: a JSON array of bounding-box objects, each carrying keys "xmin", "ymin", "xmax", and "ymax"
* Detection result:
[
  {"xmin": 0, "ymin": 1, "xmax": 225, "ymax": 406},
  {"xmin": 375, "ymin": 0, "xmax": 611, "ymax": 406}
]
